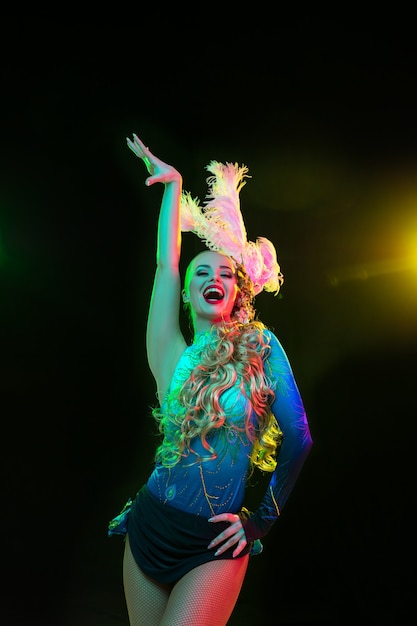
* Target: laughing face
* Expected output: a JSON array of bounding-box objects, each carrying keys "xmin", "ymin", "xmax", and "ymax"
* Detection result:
[{"xmin": 183, "ymin": 250, "xmax": 239, "ymax": 331}]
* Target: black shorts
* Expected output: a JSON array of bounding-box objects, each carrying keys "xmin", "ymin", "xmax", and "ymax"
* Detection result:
[{"xmin": 126, "ymin": 484, "xmax": 254, "ymax": 585}]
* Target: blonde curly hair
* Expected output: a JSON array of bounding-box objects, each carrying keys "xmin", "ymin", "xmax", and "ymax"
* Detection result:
[{"xmin": 152, "ymin": 321, "xmax": 282, "ymax": 475}]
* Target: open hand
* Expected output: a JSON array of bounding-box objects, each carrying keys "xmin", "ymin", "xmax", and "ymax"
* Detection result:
[
  {"xmin": 126, "ymin": 133, "xmax": 181, "ymax": 186},
  {"xmin": 207, "ymin": 513, "xmax": 247, "ymax": 558}
]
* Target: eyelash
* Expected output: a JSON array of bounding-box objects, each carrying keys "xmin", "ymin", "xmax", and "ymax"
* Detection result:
[{"xmin": 196, "ymin": 271, "xmax": 233, "ymax": 278}]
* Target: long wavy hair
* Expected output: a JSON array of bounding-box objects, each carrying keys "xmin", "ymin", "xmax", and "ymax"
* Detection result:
[{"xmin": 152, "ymin": 318, "xmax": 282, "ymax": 475}]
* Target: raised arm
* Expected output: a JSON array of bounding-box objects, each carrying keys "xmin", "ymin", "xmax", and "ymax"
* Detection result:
[{"xmin": 127, "ymin": 134, "xmax": 187, "ymax": 402}]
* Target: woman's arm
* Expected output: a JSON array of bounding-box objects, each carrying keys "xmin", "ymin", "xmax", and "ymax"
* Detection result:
[
  {"xmin": 206, "ymin": 331, "xmax": 312, "ymax": 555},
  {"xmin": 239, "ymin": 331, "xmax": 313, "ymax": 540},
  {"xmin": 127, "ymin": 134, "xmax": 187, "ymax": 401}
]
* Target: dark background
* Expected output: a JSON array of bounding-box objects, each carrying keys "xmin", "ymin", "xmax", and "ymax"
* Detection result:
[{"xmin": 2, "ymin": 15, "xmax": 416, "ymax": 625}]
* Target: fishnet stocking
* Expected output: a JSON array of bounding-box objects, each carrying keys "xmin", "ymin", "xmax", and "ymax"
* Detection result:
[
  {"xmin": 161, "ymin": 556, "xmax": 249, "ymax": 626},
  {"xmin": 123, "ymin": 535, "xmax": 171, "ymax": 626},
  {"xmin": 123, "ymin": 534, "xmax": 249, "ymax": 626}
]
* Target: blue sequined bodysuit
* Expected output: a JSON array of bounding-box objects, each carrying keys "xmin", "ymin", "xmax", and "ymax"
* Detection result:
[
  {"xmin": 146, "ymin": 327, "xmax": 260, "ymax": 517},
  {"xmin": 109, "ymin": 324, "xmax": 312, "ymax": 545}
]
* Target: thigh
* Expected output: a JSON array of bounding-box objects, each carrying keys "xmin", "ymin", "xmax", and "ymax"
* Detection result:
[
  {"xmin": 123, "ymin": 534, "xmax": 171, "ymax": 626},
  {"xmin": 160, "ymin": 555, "xmax": 250, "ymax": 626}
]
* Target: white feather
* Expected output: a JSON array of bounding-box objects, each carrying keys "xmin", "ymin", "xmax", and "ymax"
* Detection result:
[{"xmin": 179, "ymin": 161, "xmax": 282, "ymax": 295}]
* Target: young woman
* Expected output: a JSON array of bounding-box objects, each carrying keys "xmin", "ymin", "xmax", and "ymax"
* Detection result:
[{"xmin": 109, "ymin": 134, "xmax": 313, "ymax": 626}]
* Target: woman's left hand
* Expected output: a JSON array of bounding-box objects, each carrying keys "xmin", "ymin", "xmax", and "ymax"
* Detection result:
[{"xmin": 207, "ymin": 513, "xmax": 247, "ymax": 558}]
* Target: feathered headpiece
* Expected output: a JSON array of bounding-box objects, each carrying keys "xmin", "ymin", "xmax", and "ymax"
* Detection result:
[{"xmin": 180, "ymin": 161, "xmax": 283, "ymax": 295}]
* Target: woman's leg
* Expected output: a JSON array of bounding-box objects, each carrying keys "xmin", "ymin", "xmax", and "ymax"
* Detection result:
[
  {"xmin": 123, "ymin": 534, "xmax": 171, "ymax": 626},
  {"xmin": 160, "ymin": 555, "xmax": 250, "ymax": 626}
]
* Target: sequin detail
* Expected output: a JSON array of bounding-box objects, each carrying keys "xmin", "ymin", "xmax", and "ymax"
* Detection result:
[{"xmin": 165, "ymin": 485, "xmax": 176, "ymax": 501}]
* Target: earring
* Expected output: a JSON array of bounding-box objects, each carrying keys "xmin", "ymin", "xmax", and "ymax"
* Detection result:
[{"xmin": 182, "ymin": 290, "xmax": 189, "ymax": 303}]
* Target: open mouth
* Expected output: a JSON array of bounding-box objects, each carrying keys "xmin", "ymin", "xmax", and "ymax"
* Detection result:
[{"xmin": 203, "ymin": 286, "xmax": 224, "ymax": 303}]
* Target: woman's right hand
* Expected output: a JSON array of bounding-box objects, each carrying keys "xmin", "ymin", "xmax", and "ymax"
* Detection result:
[{"xmin": 126, "ymin": 133, "xmax": 182, "ymax": 187}]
